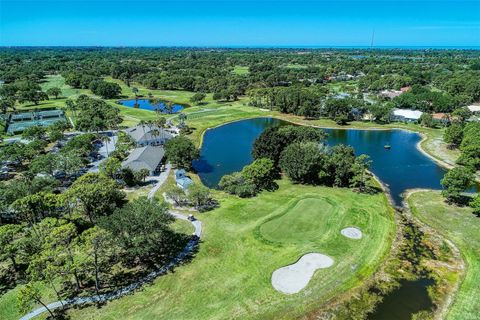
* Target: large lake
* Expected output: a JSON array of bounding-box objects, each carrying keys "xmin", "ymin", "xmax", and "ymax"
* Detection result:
[
  {"xmin": 192, "ymin": 117, "xmax": 447, "ymax": 205},
  {"xmin": 192, "ymin": 117, "xmax": 453, "ymax": 320}
]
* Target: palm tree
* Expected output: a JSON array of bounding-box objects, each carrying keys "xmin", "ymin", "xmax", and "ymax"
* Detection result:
[
  {"xmin": 155, "ymin": 117, "xmax": 167, "ymax": 143},
  {"xmin": 139, "ymin": 120, "xmax": 147, "ymax": 135},
  {"xmin": 178, "ymin": 113, "xmax": 187, "ymax": 128},
  {"xmin": 65, "ymin": 99, "xmax": 77, "ymax": 127},
  {"xmin": 146, "ymin": 120, "xmax": 154, "ymax": 134},
  {"xmin": 100, "ymin": 135, "xmax": 111, "ymax": 157},
  {"xmin": 151, "ymin": 129, "xmax": 160, "ymax": 145},
  {"xmin": 132, "ymin": 87, "xmax": 139, "ymax": 97},
  {"xmin": 165, "ymin": 101, "xmax": 174, "ymax": 114}
]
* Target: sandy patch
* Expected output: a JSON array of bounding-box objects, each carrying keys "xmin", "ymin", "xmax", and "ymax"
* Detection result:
[
  {"xmin": 341, "ymin": 227, "xmax": 362, "ymax": 239},
  {"xmin": 272, "ymin": 253, "xmax": 334, "ymax": 294}
]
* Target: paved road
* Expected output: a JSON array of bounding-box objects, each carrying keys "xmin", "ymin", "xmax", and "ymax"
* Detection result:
[
  {"xmin": 88, "ymin": 135, "xmax": 118, "ymax": 173},
  {"xmin": 147, "ymin": 163, "xmax": 172, "ymax": 199},
  {"xmin": 20, "ymin": 167, "xmax": 202, "ymax": 320}
]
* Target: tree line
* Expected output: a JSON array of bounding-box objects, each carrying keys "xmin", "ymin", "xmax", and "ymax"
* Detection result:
[{"xmin": 220, "ymin": 126, "xmax": 374, "ymax": 197}]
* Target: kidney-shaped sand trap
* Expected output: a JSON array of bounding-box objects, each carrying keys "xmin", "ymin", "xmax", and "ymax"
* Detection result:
[
  {"xmin": 272, "ymin": 253, "xmax": 334, "ymax": 294},
  {"xmin": 341, "ymin": 227, "xmax": 363, "ymax": 239}
]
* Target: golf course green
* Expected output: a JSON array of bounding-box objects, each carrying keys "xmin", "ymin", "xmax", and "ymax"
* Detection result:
[{"xmin": 67, "ymin": 180, "xmax": 395, "ymax": 320}]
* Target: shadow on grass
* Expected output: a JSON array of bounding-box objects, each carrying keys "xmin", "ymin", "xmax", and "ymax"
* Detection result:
[{"xmin": 66, "ymin": 232, "xmax": 199, "ymax": 313}]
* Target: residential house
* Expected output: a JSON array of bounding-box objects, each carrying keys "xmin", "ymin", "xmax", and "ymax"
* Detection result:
[
  {"xmin": 432, "ymin": 113, "xmax": 451, "ymax": 125},
  {"xmin": 392, "ymin": 109, "xmax": 423, "ymax": 122},
  {"xmin": 122, "ymin": 146, "xmax": 165, "ymax": 175},
  {"xmin": 175, "ymin": 169, "xmax": 193, "ymax": 190},
  {"xmin": 334, "ymin": 92, "xmax": 351, "ymax": 99},
  {"xmin": 380, "ymin": 90, "xmax": 403, "ymax": 99},
  {"xmin": 125, "ymin": 125, "xmax": 173, "ymax": 147},
  {"xmin": 467, "ymin": 105, "xmax": 480, "ymax": 114}
]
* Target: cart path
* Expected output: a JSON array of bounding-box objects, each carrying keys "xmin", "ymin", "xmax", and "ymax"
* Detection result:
[{"xmin": 20, "ymin": 169, "xmax": 201, "ymax": 320}]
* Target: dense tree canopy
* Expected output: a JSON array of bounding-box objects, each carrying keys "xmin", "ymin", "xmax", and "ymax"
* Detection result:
[
  {"xmin": 252, "ymin": 125, "xmax": 327, "ymax": 166},
  {"xmin": 441, "ymin": 167, "xmax": 474, "ymax": 204},
  {"xmin": 100, "ymin": 197, "xmax": 176, "ymax": 265},
  {"xmin": 165, "ymin": 135, "xmax": 199, "ymax": 169},
  {"xmin": 72, "ymin": 95, "xmax": 122, "ymax": 131}
]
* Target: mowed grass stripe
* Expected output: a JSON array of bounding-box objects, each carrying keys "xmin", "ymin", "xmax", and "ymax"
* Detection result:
[{"xmin": 67, "ymin": 180, "xmax": 395, "ymax": 320}]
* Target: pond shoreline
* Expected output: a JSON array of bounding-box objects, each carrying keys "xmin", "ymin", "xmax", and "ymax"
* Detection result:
[
  {"xmin": 274, "ymin": 116, "xmax": 456, "ymax": 171},
  {"xmin": 193, "ymin": 115, "xmax": 457, "ymax": 319},
  {"xmin": 403, "ymin": 189, "xmax": 465, "ymax": 320},
  {"xmin": 196, "ymin": 114, "xmax": 455, "ymax": 173}
]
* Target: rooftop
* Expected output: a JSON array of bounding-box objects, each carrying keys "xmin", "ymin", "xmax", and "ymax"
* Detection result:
[
  {"xmin": 125, "ymin": 125, "xmax": 173, "ymax": 143},
  {"xmin": 380, "ymin": 90, "xmax": 403, "ymax": 99},
  {"xmin": 174, "ymin": 169, "xmax": 193, "ymax": 189},
  {"xmin": 122, "ymin": 146, "xmax": 165, "ymax": 173},
  {"xmin": 393, "ymin": 108, "xmax": 423, "ymax": 120},
  {"xmin": 467, "ymin": 105, "xmax": 480, "ymax": 113}
]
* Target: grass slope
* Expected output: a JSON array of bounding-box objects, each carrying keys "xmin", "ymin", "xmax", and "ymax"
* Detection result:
[
  {"xmin": 67, "ymin": 180, "xmax": 395, "ymax": 320},
  {"xmin": 408, "ymin": 190, "xmax": 480, "ymax": 320}
]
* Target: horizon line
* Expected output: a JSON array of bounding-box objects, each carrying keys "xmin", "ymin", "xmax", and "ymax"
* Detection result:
[{"xmin": 1, "ymin": 45, "xmax": 480, "ymax": 50}]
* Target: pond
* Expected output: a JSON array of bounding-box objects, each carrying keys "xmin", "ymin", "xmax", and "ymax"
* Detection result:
[
  {"xmin": 368, "ymin": 278, "xmax": 435, "ymax": 320},
  {"xmin": 193, "ymin": 117, "xmax": 446, "ymax": 205},
  {"xmin": 192, "ymin": 117, "xmax": 445, "ymax": 319},
  {"xmin": 118, "ymin": 98, "xmax": 184, "ymax": 114}
]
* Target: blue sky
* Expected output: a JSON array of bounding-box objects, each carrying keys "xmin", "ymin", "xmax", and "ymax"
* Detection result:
[{"xmin": 0, "ymin": 0, "xmax": 479, "ymax": 47}]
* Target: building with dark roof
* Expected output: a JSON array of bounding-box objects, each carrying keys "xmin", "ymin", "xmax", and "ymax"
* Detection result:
[{"xmin": 122, "ymin": 146, "xmax": 165, "ymax": 175}]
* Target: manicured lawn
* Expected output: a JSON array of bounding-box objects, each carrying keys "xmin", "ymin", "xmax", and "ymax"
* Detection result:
[
  {"xmin": 38, "ymin": 76, "xmax": 456, "ymax": 170},
  {"xmin": 282, "ymin": 63, "xmax": 308, "ymax": 69},
  {"xmin": 104, "ymin": 76, "xmax": 196, "ymax": 106},
  {"xmin": 326, "ymin": 80, "xmax": 358, "ymax": 93},
  {"xmin": 232, "ymin": 66, "xmax": 249, "ymax": 75},
  {"xmin": 171, "ymin": 218, "xmax": 195, "ymax": 235},
  {"xmin": 67, "ymin": 179, "xmax": 395, "ymax": 320},
  {"xmin": 0, "ymin": 281, "xmax": 58, "ymax": 320},
  {"xmin": 408, "ymin": 191, "xmax": 480, "ymax": 320},
  {"xmin": 40, "ymin": 74, "xmax": 88, "ymax": 99},
  {"xmin": 168, "ymin": 101, "xmax": 275, "ymax": 146}
]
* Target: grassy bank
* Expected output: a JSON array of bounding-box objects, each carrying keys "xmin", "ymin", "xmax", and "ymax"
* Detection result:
[
  {"xmin": 276, "ymin": 113, "xmax": 458, "ymax": 168},
  {"xmin": 408, "ymin": 190, "xmax": 480, "ymax": 320},
  {"xmin": 66, "ymin": 180, "xmax": 395, "ymax": 320}
]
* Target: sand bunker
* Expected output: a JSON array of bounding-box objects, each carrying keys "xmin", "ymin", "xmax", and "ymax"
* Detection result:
[
  {"xmin": 272, "ymin": 253, "xmax": 334, "ymax": 294},
  {"xmin": 341, "ymin": 227, "xmax": 362, "ymax": 239}
]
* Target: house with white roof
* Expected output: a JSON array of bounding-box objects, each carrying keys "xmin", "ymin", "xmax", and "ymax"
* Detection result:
[
  {"xmin": 125, "ymin": 125, "xmax": 173, "ymax": 147},
  {"xmin": 467, "ymin": 105, "xmax": 480, "ymax": 114},
  {"xmin": 380, "ymin": 90, "xmax": 403, "ymax": 99},
  {"xmin": 392, "ymin": 109, "xmax": 423, "ymax": 122}
]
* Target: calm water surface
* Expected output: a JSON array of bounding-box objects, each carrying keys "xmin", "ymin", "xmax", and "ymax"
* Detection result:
[
  {"xmin": 193, "ymin": 117, "xmax": 446, "ymax": 205},
  {"xmin": 118, "ymin": 99, "xmax": 184, "ymax": 113},
  {"xmin": 193, "ymin": 117, "xmax": 446, "ymax": 319},
  {"xmin": 368, "ymin": 279, "xmax": 435, "ymax": 320}
]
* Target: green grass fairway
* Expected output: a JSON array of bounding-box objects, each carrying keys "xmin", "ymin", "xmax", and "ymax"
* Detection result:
[
  {"xmin": 40, "ymin": 74, "xmax": 88, "ymax": 99},
  {"xmin": 408, "ymin": 191, "xmax": 480, "ymax": 320},
  {"xmin": 67, "ymin": 180, "xmax": 394, "ymax": 320},
  {"xmin": 232, "ymin": 65, "xmax": 249, "ymax": 75},
  {"xmin": 259, "ymin": 197, "xmax": 369, "ymax": 245},
  {"xmin": 35, "ymin": 76, "xmax": 457, "ymax": 170}
]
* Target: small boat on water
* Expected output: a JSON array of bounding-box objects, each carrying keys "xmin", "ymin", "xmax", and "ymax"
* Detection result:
[{"xmin": 384, "ymin": 144, "xmax": 391, "ymax": 150}]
